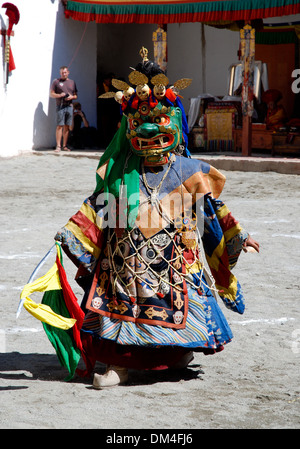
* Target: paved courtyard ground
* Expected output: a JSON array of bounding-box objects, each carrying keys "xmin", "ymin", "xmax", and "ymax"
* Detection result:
[{"xmin": 0, "ymin": 153, "xmax": 299, "ymax": 430}]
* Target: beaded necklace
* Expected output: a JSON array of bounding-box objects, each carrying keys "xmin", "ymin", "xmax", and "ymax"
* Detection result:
[{"xmin": 141, "ymin": 153, "xmax": 176, "ymax": 207}]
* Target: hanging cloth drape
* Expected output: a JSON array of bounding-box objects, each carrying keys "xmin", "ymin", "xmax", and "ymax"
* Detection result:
[{"xmin": 64, "ymin": 1, "xmax": 300, "ymax": 24}]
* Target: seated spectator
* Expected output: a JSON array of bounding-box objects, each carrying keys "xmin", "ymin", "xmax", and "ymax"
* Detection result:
[
  {"xmin": 262, "ymin": 89, "xmax": 287, "ymax": 131},
  {"xmin": 69, "ymin": 102, "xmax": 97, "ymax": 149}
]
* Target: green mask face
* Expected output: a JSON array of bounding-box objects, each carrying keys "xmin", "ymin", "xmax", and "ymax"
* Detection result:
[{"xmin": 126, "ymin": 101, "xmax": 182, "ymax": 159}]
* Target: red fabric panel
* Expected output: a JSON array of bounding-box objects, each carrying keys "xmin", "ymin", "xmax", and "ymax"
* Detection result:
[
  {"xmin": 70, "ymin": 210, "xmax": 103, "ymax": 246},
  {"xmin": 56, "ymin": 256, "xmax": 85, "ymax": 351}
]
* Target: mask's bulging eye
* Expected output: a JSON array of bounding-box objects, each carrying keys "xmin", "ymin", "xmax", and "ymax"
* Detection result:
[
  {"xmin": 153, "ymin": 114, "xmax": 170, "ymax": 126},
  {"xmin": 129, "ymin": 117, "xmax": 143, "ymax": 130},
  {"xmin": 139, "ymin": 102, "xmax": 151, "ymax": 116}
]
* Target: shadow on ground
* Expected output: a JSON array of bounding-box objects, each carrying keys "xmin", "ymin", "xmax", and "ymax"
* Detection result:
[{"xmin": 0, "ymin": 352, "xmax": 204, "ymax": 389}]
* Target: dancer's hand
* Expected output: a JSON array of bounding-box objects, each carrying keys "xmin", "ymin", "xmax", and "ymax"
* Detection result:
[{"xmin": 243, "ymin": 235, "xmax": 260, "ymax": 253}]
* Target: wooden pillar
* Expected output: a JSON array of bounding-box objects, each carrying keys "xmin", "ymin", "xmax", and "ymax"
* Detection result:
[{"xmin": 240, "ymin": 24, "xmax": 255, "ymax": 156}]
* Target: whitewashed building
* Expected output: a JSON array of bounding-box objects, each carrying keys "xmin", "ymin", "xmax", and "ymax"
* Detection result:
[{"xmin": 1, "ymin": 0, "xmax": 299, "ymax": 157}]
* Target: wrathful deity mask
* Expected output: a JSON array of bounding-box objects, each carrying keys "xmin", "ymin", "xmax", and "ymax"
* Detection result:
[
  {"xmin": 98, "ymin": 48, "xmax": 192, "ymax": 165},
  {"xmin": 126, "ymin": 101, "xmax": 183, "ymax": 161}
]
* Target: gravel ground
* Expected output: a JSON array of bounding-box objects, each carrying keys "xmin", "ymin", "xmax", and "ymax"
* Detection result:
[{"xmin": 0, "ymin": 153, "xmax": 299, "ymax": 430}]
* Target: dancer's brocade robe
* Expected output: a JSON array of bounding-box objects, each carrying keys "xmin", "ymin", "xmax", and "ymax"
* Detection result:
[{"xmin": 55, "ymin": 156, "xmax": 248, "ymax": 353}]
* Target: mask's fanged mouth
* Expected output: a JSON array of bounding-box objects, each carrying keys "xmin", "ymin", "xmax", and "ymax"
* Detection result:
[{"xmin": 131, "ymin": 134, "xmax": 174, "ymax": 153}]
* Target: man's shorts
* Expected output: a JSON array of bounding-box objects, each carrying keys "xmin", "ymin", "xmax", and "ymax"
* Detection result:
[{"xmin": 56, "ymin": 105, "xmax": 73, "ymax": 127}]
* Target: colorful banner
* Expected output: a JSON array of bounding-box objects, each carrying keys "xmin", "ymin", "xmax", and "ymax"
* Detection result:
[
  {"xmin": 63, "ymin": 0, "xmax": 300, "ymax": 24},
  {"xmin": 153, "ymin": 27, "xmax": 167, "ymax": 72},
  {"xmin": 20, "ymin": 243, "xmax": 85, "ymax": 380},
  {"xmin": 240, "ymin": 24, "xmax": 255, "ymax": 117}
]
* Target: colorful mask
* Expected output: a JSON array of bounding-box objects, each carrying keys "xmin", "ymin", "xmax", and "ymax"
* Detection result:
[
  {"xmin": 100, "ymin": 48, "xmax": 192, "ymax": 165},
  {"xmin": 126, "ymin": 101, "xmax": 183, "ymax": 163}
]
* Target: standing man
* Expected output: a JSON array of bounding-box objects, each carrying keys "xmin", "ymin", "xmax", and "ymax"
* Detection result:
[{"xmin": 50, "ymin": 66, "xmax": 78, "ymax": 152}]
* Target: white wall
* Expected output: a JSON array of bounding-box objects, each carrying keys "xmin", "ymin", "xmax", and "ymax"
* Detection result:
[
  {"xmin": 0, "ymin": 0, "xmax": 96, "ymax": 157},
  {"xmin": 167, "ymin": 23, "xmax": 240, "ymax": 110}
]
